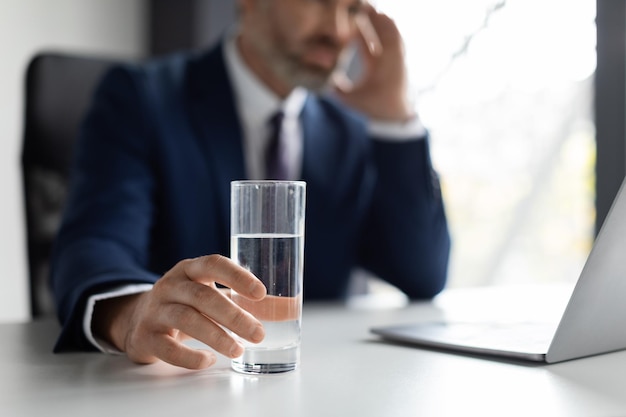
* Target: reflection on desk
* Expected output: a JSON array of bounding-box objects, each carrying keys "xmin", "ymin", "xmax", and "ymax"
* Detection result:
[{"xmin": 3, "ymin": 285, "xmax": 626, "ymax": 416}]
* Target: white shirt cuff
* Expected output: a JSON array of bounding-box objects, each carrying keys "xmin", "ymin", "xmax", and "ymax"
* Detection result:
[
  {"xmin": 368, "ymin": 116, "xmax": 427, "ymax": 141},
  {"xmin": 83, "ymin": 284, "xmax": 154, "ymax": 354}
]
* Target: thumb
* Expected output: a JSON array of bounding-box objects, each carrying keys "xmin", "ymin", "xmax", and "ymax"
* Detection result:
[{"xmin": 332, "ymin": 70, "xmax": 354, "ymax": 96}]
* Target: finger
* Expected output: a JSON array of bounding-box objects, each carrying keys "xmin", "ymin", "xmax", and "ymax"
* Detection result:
[
  {"xmin": 360, "ymin": 5, "xmax": 402, "ymax": 52},
  {"xmin": 356, "ymin": 12, "xmax": 382, "ymax": 57},
  {"xmin": 164, "ymin": 280, "xmax": 265, "ymax": 344},
  {"xmin": 152, "ymin": 334, "xmax": 218, "ymax": 370},
  {"xmin": 124, "ymin": 326, "xmax": 218, "ymax": 369},
  {"xmin": 332, "ymin": 70, "xmax": 354, "ymax": 94},
  {"xmin": 184, "ymin": 255, "xmax": 267, "ymax": 300},
  {"xmin": 343, "ymin": 8, "xmax": 387, "ymax": 89},
  {"xmin": 160, "ymin": 301, "xmax": 261, "ymax": 356}
]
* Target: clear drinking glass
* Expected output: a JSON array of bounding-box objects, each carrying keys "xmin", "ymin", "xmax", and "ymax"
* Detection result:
[{"xmin": 230, "ymin": 180, "xmax": 306, "ymax": 374}]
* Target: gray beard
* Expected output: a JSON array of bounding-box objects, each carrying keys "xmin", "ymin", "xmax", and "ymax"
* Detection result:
[
  {"xmin": 268, "ymin": 51, "xmax": 334, "ymax": 92},
  {"xmin": 250, "ymin": 34, "xmax": 334, "ymax": 92}
]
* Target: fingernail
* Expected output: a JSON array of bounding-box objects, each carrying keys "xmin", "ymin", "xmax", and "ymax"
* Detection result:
[
  {"xmin": 251, "ymin": 282, "xmax": 267, "ymax": 299},
  {"xmin": 251, "ymin": 325, "xmax": 265, "ymax": 343},
  {"xmin": 204, "ymin": 353, "xmax": 217, "ymax": 367},
  {"xmin": 231, "ymin": 341, "xmax": 244, "ymax": 357}
]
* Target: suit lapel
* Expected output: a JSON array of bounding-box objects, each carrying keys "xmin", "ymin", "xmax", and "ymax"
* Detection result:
[
  {"xmin": 301, "ymin": 96, "xmax": 336, "ymax": 186},
  {"xmin": 185, "ymin": 44, "xmax": 245, "ymax": 237},
  {"xmin": 301, "ymin": 96, "xmax": 361, "ymax": 196}
]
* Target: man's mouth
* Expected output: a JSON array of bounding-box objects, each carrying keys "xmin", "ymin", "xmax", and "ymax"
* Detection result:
[{"xmin": 302, "ymin": 43, "xmax": 341, "ymax": 71}]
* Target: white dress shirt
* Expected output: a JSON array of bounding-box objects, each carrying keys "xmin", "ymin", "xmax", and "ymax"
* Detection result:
[
  {"xmin": 224, "ymin": 37, "xmax": 307, "ymax": 180},
  {"xmin": 83, "ymin": 31, "xmax": 427, "ymax": 353}
]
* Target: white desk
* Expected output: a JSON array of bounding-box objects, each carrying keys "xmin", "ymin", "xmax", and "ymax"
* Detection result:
[{"xmin": 3, "ymin": 285, "xmax": 626, "ymax": 416}]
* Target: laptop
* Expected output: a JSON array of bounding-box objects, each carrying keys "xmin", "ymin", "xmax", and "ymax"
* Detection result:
[{"xmin": 371, "ymin": 178, "xmax": 626, "ymax": 363}]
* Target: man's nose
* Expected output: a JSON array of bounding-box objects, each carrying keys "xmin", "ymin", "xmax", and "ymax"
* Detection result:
[{"xmin": 320, "ymin": 7, "xmax": 356, "ymax": 46}]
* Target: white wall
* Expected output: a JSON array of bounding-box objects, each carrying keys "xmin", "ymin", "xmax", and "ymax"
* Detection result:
[{"xmin": 0, "ymin": 0, "xmax": 147, "ymax": 322}]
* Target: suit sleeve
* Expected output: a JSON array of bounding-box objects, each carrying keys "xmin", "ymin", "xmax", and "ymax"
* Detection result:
[
  {"xmin": 358, "ymin": 132, "xmax": 451, "ymax": 299},
  {"xmin": 50, "ymin": 66, "xmax": 161, "ymax": 351}
]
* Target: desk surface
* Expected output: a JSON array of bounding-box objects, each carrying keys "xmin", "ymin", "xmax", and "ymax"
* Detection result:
[{"xmin": 3, "ymin": 285, "xmax": 626, "ymax": 417}]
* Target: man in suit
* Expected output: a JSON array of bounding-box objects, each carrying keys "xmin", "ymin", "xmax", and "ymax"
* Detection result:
[{"xmin": 51, "ymin": 0, "xmax": 451, "ymax": 369}]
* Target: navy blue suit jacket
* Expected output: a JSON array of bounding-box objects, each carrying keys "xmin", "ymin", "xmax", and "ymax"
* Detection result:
[{"xmin": 51, "ymin": 43, "xmax": 451, "ymax": 351}]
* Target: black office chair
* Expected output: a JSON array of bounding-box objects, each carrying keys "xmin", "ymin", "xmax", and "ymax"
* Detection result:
[{"xmin": 21, "ymin": 52, "xmax": 117, "ymax": 317}]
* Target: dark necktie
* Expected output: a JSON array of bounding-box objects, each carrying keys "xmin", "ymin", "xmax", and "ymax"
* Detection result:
[{"xmin": 265, "ymin": 111, "xmax": 289, "ymax": 180}]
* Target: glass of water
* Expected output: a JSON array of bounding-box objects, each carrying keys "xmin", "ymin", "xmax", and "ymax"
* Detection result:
[{"xmin": 230, "ymin": 180, "xmax": 306, "ymax": 374}]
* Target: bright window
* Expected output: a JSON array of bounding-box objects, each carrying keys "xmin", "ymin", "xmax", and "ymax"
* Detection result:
[{"xmin": 376, "ymin": 0, "xmax": 597, "ymax": 287}]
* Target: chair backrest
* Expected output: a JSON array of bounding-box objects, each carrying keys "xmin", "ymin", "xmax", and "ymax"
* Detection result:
[{"xmin": 22, "ymin": 53, "xmax": 116, "ymax": 317}]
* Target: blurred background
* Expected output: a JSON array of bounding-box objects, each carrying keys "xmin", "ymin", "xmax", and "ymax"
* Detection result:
[
  {"xmin": 1, "ymin": 0, "xmax": 622, "ymax": 321},
  {"xmin": 380, "ymin": 0, "xmax": 597, "ymax": 288}
]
